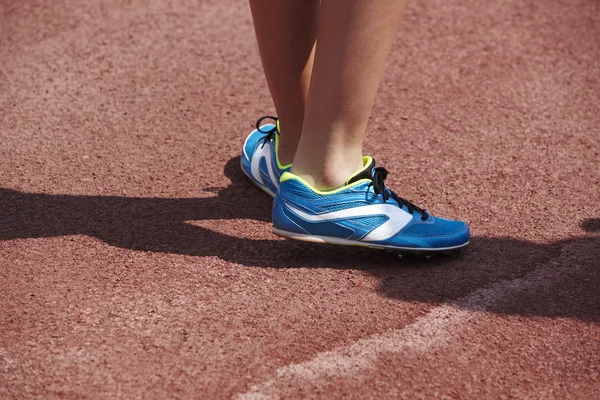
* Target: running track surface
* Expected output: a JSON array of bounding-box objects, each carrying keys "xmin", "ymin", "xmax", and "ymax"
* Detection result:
[{"xmin": 1, "ymin": 0, "xmax": 599, "ymax": 398}]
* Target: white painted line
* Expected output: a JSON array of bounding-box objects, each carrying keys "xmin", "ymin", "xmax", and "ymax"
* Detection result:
[{"xmin": 236, "ymin": 245, "xmax": 571, "ymax": 400}]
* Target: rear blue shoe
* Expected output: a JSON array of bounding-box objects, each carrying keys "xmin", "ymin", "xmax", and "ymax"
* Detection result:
[
  {"xmin": 241, "ymin": 116, "xmax": 292, "ymax": 197},
  {"xmin": 272, "ymin": 156, "xmax": 470, "ymax": 253}
]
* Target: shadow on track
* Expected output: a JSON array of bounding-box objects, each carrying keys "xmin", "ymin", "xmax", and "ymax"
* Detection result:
[{"xmin": 2, "ymin": 157, "xmax": 599, "ymax": 321}]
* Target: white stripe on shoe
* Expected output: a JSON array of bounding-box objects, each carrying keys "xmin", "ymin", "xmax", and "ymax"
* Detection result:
[
  {"xmin": 250, "ymin": 140, "xmax": 279, "ymax": 190},
  {"xmin": 286, "ymin": 203, "xmax": 413, "ymax": 242}
]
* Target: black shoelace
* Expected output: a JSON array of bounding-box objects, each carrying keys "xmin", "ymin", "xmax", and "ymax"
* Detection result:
[
  {"xmin": 256, "ymin": 116, "xmax": 279, "ymax": 148},
  {"xmin": 370, "ymin": 167, "xmax": 429, "ymax": 221}
]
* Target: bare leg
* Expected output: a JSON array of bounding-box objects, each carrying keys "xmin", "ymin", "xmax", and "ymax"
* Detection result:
[
  {"xmin": 291, "ymin": 0, "xmax": 407, "ymax": 189},
  {"xmin": 248, "ymin": 0, "xmax": 319, "ymax": 165}
]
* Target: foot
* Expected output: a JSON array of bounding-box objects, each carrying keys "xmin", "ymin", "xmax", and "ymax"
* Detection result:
[
  {"xmin": 241, "ymin": 116, "xmax": 292, "ymax": 197},
  {"xmin": 272, "ymin": 156, "xmax": 470, "ymax": 254}
]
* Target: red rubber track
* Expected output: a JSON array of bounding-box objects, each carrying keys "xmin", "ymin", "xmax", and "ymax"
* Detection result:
[{"xmin": 1, "ymin": 0, "xmax": 599, "ymax": 398}]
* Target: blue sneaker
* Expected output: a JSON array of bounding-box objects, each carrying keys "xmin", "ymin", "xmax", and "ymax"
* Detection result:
[
  {"xmin": 241, "ymin": 116, "xmax": 292, "ymax": 197},
  {"xmin": 272, "ymin": 156, "xmax": 470, "ymax": 254}
]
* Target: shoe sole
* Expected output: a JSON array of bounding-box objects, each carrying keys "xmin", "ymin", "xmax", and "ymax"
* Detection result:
[
  {"xmin": 272, "ymin": 228, "xmax": 469, "ymax": 256},
  {"xmin": 240, "ymin": 159, "xmax": 276, "ymax": 198}
]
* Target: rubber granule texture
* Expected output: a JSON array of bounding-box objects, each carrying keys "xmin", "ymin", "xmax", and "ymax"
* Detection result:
[{"xmin": 1, "ymin": 0, "xmax": 599, "ymax": 399}]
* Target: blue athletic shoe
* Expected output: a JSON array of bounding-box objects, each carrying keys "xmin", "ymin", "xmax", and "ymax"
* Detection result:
[
  {"xmin": 241, "ymin": 116, "xmax": 292, "ymax": 197},
  {"xmin": 272, "ymin": 156, "xmax": 470, "ymax": 254}
]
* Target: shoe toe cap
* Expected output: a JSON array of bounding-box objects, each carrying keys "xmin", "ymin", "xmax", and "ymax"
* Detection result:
[{"xmin": 398, "ymin": 217, "xmax": 470, "ymax": 249}]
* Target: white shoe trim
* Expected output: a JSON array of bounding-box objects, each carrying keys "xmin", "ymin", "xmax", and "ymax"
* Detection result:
[
  {"xmin": 241, "ymin": 161, "xmax": 276, "ymax": 198},
  {"xmin": 285, "ymin": 203, "xmax": 412, "ymax": 242},
  {"xmin": 272, "ymin": 228, "xmax": 469, "ymax": 252}
]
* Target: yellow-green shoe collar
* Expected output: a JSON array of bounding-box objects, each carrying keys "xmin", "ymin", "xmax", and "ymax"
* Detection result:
[
  {"xmin": 345, "ymin": 156, "xmax": 375, "ymax": 185},
  {"xmin": 280, "ymin": 156, "xmax": 374, "ymax": 195},
  {"xmin": 274, "ymin": 133, "xmax": 292, "ymax": 170}
]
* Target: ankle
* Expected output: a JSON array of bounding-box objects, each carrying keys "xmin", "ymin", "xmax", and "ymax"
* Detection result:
[
  {"xmin": 275, "ymin": 120, "xmax": 301, "ymax": 166},
  {"xmin": 291, "ymin": 155, "xmax": 363, "ymax": 190},
  {"xmin": 275, "ymin": 138, "xmax": 297, "ymax": 167}
]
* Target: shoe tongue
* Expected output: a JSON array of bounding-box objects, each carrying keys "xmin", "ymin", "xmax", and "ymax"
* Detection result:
[{"xmin": 345, "ymin": 157, "xmax": 375, "ymax": 185}]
